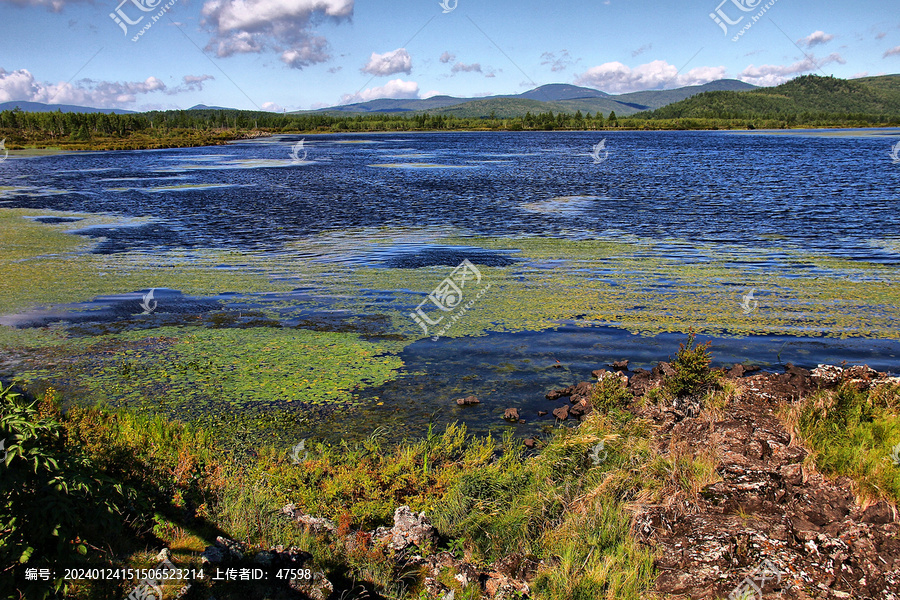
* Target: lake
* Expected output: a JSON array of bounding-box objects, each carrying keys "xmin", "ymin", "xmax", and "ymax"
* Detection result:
[{"xmin": 1, "ymin": 130, "xmax": 899, "ymax": 446}]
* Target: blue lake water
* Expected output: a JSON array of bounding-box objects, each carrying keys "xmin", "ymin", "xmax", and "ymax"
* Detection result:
[{"xmin": 2, "ymin": 130, "xmax": 900, "ymax": 442}]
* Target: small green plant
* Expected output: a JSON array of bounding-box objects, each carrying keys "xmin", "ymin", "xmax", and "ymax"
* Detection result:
[
  {"xmin": 666, "ymin": 330, "xmax": 720, "ymax": 398},
  {"xmin": 591, "ymin": 374, "xmax": 633, "ymax": 410}
]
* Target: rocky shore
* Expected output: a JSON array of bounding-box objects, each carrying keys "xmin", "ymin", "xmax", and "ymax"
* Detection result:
[{"xmin": 190, "ymin": 361, "xmax": 900, "ymax": 599}]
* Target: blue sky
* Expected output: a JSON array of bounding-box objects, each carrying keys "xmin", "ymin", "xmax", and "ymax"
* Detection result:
[{"xmin": 0, "ymin": 0, "xmax": 898, "ymax": 111}]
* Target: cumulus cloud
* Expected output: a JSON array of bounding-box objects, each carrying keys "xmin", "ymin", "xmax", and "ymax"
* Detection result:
[
  {"xmin": 439, "ymin": 51, "xmax": 456, "ymax": 64},
  {"xmin": 540, "ymin": 50, "xmax": 574, "ymax": 72},
  {"xmin": 280, "ymin": 38, "xmax": 329, "ymax": 68},
  {"xmin": 0, "ymin": 68, "xmax": 158, "ymax": 105},
  {"xmin": 421, "ymin": 90, "xmax": 441, "ymax": 99},
  {"xmin": 451, "ymin": 62, "xmax": 481, "ymax": 74},
  {"xmin": 361, "ymin": 48, "xmax": 412, "ymax": 76},
  {"xmin": 0, "ymin": 67, "xmax": 210, "ymax": 107},
  {"xmin": 739, "ymin": 53, "xmax": 846, "ymax": 86},
  {"xmin": 340, "ymin": 79, "xmax": 419, "ymax": 104},
  {"xmin": 798, "ymin": 31, "xmax": 834, "ymax": 48},
  {"xmin": 574, "ymin": 60, "xmax": 726, "ymax": 93},
  {"xmin": 201, "ymin": 0, "xmax": 353, "ymax": 68},
  {"xmin": 261, "ymin": 101, "xmax": 284, "ymax": 112},
  {"xmin": 884, "ymin": 46, "xmax": 900, "ymax": 58}
]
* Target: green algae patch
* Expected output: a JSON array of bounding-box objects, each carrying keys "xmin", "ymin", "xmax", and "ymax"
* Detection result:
[
  {"xmin": 15, "ymin": 326, "xmax": 405, "ymax": 410},
  {"xmin": 335, "ymin": 235, "xmax": 900, "ymax": 341},
  {"xmin": 0, "ymin": 208, "xmax": 309, "ymax": 316}
]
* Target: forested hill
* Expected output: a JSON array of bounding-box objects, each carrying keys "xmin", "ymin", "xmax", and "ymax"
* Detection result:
[{"xmin": 643, "ymin": 74, "xmax": 900, "ymax": 120}]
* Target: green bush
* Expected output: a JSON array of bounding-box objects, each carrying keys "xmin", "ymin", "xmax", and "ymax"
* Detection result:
[
  {"xmin": 0, "ymin": 385, "xmax": 134, "ymax": 599},
  {"xmin": 665, "ymin": 331, "xmax": 719, "ymax": 398}
]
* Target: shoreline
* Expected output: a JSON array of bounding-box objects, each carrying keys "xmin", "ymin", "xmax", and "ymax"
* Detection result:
[
  {"xmin": 4, "ymin": 342, "xmax": 899, "ymax": 599},
  {"xmin": 4, "ymin": 124, "xmax": 900, "ymax": 154}
]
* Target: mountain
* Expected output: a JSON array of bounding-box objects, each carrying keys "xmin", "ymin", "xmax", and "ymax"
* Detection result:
[
  {"xmin": 188, "ymin": 104, "xmax": 239, "ymax": 111},
  {"xmin": 643, "ymin": 74, "xmax": 900, "ymax": 119},
  {"xmin": 305, "ymin": 80, "xmax": 757, "ymax": 118},
  {"xmin": 0, "ymin": 101, "xmax": 134, "ymax": 114},
  {"xmin": 512, "ymin": 83, "xmax": 611, "ymax": 101}
]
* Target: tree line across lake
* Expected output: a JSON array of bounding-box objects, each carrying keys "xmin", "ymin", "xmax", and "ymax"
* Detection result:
[{"xmin": 1, "ymin": 105, "xmax": 898, "ymax": 152}]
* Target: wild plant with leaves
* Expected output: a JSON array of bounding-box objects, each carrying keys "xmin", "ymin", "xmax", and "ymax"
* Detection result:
[{"xmin": 0, "ymin": 384, "xmax": 134, "ymax": 599}]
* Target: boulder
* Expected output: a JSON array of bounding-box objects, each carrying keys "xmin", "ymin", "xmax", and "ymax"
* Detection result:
[
  {"xmin": 552, "ymin": 405, "xmax": 569, "ymax": 421},
  {"xmin": 503, "ymin": 408, "xmax": 520, "ymax": 422},
  {"xmin": 455, "ymin": 395, "xmax": 480, "ymax": 406},
  {"xmin": 390, "ymin": 506, "xmax": 438, "ymax": 551}
]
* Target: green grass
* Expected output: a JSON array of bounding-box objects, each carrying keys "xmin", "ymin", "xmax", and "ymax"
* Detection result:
[{"xmin": 787, "ymin": 381, "xmax": 900, "ymax": 503}]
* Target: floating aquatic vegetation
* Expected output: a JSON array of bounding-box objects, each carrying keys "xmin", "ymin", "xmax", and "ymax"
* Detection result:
[{"xmin": 14, "ymin": 326, "xmax": 405, "ymax": 410}]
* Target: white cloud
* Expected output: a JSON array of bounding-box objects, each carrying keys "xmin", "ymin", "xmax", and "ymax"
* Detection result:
[
  {"xmin": 451, "ymin": 62, "xmax": 481, "ymax": 74},
  {"xmin": 798, "ymin": 31, "xmax": 834, "ymax": 48},
  {"xmin": 280, "ymin": 38, "xmax": 329, "ymax": 68},
  {"xmin": 439, "ymin": 51, "xmax": 456, "ymax": 64},
  {"xmin": 574, "ymin": 60, "xmax": 726, "ymax": 93},
  {"xmin": 340, "ymin": 79, "xmax": 419, "ymax": 104},
  {"xmin": 0, "ymin": 0, "xmax": 89, "ymax": 12},
  {"xmin": 876, "ymin": 32, "xmax": 887, "ymax": 40},
  {"xmin": 0, "ymin": 67, "xmax": 172, "ymax": 106},
  {"xmin": 261, "ymin": 101, "xmax": 284, "ymax": 112},
  {"xmin": 201, "ymin": 0, "xmax": 353, "ymax": 68},
  {"xmin": 177, "ymin": 74, "xmax": 215, "ymax": 93},
  {"xmin": 421, "ymin": 90, "xmax": 441, "ymax": 99},
  {"xmin": 361, "ymin": 48, "xmax": 412, "ymax": 76},
  {"xmin": 884, "ymin": 46, "xmax": 900, "ymax": 58},
  {"xmin": 739, "ymin": 53, "xmax": 846, "ymax": 86},
  {"xmin": 851, "ymin": 71, "xmax": 869, "ymax": 78},
  {"xmin": 540, "ymin": 50, "xmax": 573, "ymax": 72}
]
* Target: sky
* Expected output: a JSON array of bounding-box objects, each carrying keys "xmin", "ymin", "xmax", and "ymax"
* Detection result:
[{"xmin": 0, "ymin": 0, "xmax": 898, "ymax": 112}]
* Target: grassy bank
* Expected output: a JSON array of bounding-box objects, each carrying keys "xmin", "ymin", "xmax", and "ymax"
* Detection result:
[{"xmin": 4, "ymin": 335, "xmax": 900, "ymax": 599}]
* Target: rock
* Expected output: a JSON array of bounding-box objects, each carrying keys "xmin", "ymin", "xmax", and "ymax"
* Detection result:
[
  {"xmin": 282, "ymin": 504, "xmax": 338, "ymax": 535},
  {"xmin": 390, "ymin": 506, "xmax": 438, "ymax": 551},
  {"xmin": 861, "ymin": 502, "xmax": 895, "ymax": 524},
  {"xmin": 591, "ymin": 368, "xmax": 609, "ymax": 379},
  {"xmin": 155, "ymin": 548, "xmax": 172, "ymax": 563},
  {"xmin": 537, "ymin": 410, "xmax": 548, "ymax": 416},
  {"xmin": 812, "ymin": 364, "xmax": 843, "ymax": 387},
  {"xmin": 610, "ymin": 359, "xmax": 629, "ymax": 371},
  {"xmin": 524, "ymin": 438, "xmax": 536, "ymax": 449},
  {"xmin": 652, "ymin": 361, "xmax": 676, "ymax": 380},
  {"xmin": 552, "ymin": 405, "xmax": 569, "ymax": 421},
  {"xmin": 288, "ymin": 571, "xmax": 333, "ymax": 600},
  {"xmin": 726, "ymin": 363, "xmax": 745, "ymax": 379},
  {"xmin": 253, "ymin": 551, "xmax": 274, "ymax": 565},
  {"xmin": 545, "ymin": 389, "xmax": 567, "ymax": 401},
  {"xmin": 629, "ymin": 368, "xmax": 654, "ymax": 396},
  {"xmin": 569, "ymin": 399, "xmax": 591, "ymax": 419},
  {"xmin": 200, "ymin": 545, "xmax": 224, "ymax": 565},
  {"xmin": 455, "ymin": 395, "xmax": 480, "ymax": 406},
  {"xmin": 214, "ymin": 536, "xmax": 245, "ymax": 560},
  {"xmin": 503, "ymin": 408, "xmax": 520, "ymax": 422}
]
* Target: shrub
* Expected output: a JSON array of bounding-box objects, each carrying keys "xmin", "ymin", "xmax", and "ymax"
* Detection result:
[
  {"xmin": 0, "ymin": 385, "xmax": 134, "ymax": 599},
  {"xmin": 665, "ymin": 330, "xmax": 719, "ymax": 398}
]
